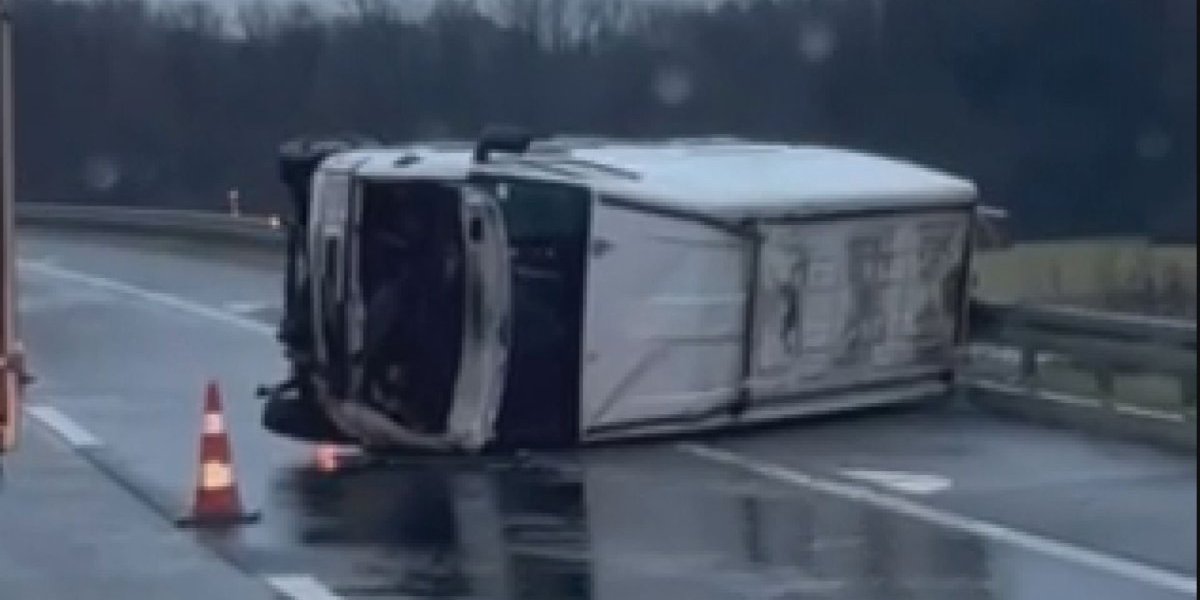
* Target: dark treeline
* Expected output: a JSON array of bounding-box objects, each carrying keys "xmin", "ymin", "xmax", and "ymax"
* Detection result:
[{"xmin": 11, "ymin": 0, "xmax": 1196, "ymax": 240}]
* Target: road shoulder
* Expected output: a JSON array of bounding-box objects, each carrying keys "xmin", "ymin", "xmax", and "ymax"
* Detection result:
[{"xmin": 0, "ymin": 425, "xmax": 279, "ymax": 600}]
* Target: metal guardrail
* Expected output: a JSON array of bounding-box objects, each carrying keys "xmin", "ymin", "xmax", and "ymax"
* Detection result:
[
  {"xmin": 17, "ymin": 202, "xmax": 1198, "ymax": 449},
  {"xmin": 16, "ymin": 202, "xmax": 285, "ymax": 247},
  {"xmin": 966, "ymin": 300, "xmax": 1196, "ymax": 451}
]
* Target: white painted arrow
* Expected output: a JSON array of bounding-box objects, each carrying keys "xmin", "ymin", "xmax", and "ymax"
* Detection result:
[{"xmin": 840, "ymin": 469, "xmax": 952, "ymax": 495}]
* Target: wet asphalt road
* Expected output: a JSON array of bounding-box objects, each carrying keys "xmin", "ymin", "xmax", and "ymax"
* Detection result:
[{"xmin": 16, "ymin": 227, "xmax": 1198, "ymax": 600}]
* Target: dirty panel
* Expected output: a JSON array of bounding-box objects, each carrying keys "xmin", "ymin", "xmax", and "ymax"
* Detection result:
[{"xmin": 748, "ymin": 210, "xmax": 970, "ymax": 397}]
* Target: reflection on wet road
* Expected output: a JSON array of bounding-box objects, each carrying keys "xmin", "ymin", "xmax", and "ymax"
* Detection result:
[
  {"xmin": 17, "ymin": 229, "xmax": 1197, "ymax": 600},
  {"xmin": 277, "ymin": 455, "xmax": 590, "ymax": 599},
  {"xmin": 265, "ymin": 448, "xmax": 1187, "ymax": 600}
]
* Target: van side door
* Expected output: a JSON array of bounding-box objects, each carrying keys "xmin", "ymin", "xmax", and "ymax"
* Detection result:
[{"xmin": 445, "ymin": 184, "xmax": 512, "ymax": 450}]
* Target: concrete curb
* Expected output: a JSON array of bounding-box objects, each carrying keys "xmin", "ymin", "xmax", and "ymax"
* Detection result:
[{"xmin": 964, "ymin": 379, "xmax": 1196, "ymax": 453}]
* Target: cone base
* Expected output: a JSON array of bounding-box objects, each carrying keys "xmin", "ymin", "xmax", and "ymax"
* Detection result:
[{"xmin": 175, "ymin": 509, "xmax": 261, "ymax": 529}]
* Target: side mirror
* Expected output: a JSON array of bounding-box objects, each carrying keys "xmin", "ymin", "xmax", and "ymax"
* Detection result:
[{"xmin": 974, "ymin": 205, "xmax": 1012, "ymax": 251}]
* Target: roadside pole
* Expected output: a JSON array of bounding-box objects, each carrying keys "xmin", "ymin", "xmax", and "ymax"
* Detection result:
[{"xmin": 1, "ymin": 0, "xmax": 22, "ymax": 456}]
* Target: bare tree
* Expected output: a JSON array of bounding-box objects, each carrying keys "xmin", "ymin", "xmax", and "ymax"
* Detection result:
[{"xmin": 4, "ymin": 0, "xmax": 1194, "ymax": 251}]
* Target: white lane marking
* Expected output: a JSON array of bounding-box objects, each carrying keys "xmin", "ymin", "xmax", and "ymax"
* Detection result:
[
  {"xmin": 26, "ymin": 405, "xmax": 102, "ymax": 449},
  {"xmin": 678, "ymin": 443, "xmax": 1198, "ymax": 596},
  {"xmin": 1115, "ymin": 404, "xmax": 1187, "ymax": 423},
  {"xmin": 222, "ymin": 300, "xmax": 271, "ymax": 315},
  {"xmin": 840, "ymin": 469, "xmax": 952, "ymax": 495},
  {"xmin": 18, "ymin": 259, "xmax": 274, "ymax": 337},
  {"xmin": 264, "ymin": 574, "xmax": 344, "ymax": 600}
]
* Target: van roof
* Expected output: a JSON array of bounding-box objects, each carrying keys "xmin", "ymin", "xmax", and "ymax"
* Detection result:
[{"xmin": 327, "ymin": 138, "xmax": 977, "ymax": 218}]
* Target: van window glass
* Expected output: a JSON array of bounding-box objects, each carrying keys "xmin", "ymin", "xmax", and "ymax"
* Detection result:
[{"xmin": 489, "ymin": 179, "xmax": 590, "ymax": 244}]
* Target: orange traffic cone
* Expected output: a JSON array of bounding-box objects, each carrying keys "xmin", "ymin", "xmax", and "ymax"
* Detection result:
[{"xmin": 177, "ymin": 380, "xmax": 260, "ymax": 527}]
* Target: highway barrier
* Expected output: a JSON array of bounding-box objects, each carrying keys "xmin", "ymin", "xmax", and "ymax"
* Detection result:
[
  {"xmin": 16, "ymin": 202, "xmax": 284, "ymax": 248},
  {"xmin": 17, "ymin": 202, "xmax": 1197, "ymax": 450},
  {"xmin": 965, "ymin": 300, "xmax": 1196, "ymax": 451}
]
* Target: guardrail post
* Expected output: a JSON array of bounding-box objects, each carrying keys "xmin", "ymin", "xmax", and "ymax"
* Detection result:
[
  {"xmin": 1182, "ymin": 375, "xmax": 1196, "ymax": 412},
  {"xmin": 1096, "ymin": 371, "xmax": 1115, "ymax": 408},
  {"xmin": 1019, "ymin": 344, "xmax": 1038, "ymax": 385}
]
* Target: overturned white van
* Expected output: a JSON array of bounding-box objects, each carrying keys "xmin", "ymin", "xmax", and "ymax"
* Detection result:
[{"xmin": 260, "ymin": 131, "xmax": 979, "ymax": 452}]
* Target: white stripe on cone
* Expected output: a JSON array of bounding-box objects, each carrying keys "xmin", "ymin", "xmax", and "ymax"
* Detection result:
[
  {"xmin": 202, "ymin": 412, "xmax": 225, "ymax": 436},
  {"xmin": 200, "ymin": 461, "xmax": 234, "ymax": 491}
]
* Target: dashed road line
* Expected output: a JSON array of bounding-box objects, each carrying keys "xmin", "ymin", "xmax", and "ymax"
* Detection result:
[
  {"xmin": 264, "ymin": 574, "xmax": 344, "ymax": 600},
  {"xmin": 27, "ymin": 402, "xmax": 339, "ymax": 600},
  {"xmin": 26, "ymin": 404, "xmax": 102, "ymax": 448},
  {"xmin": 21, "ymin": 259, "xmax": 341, "ymax": 599},
  {"xmin": 839, "ymin": 468, "xmax": 953, "ymax": 495}
]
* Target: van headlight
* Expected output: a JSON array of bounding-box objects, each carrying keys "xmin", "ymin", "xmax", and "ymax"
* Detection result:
[{"xmin": 312, "ymin": 172, "xmax": 350, "ymax": 236}]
